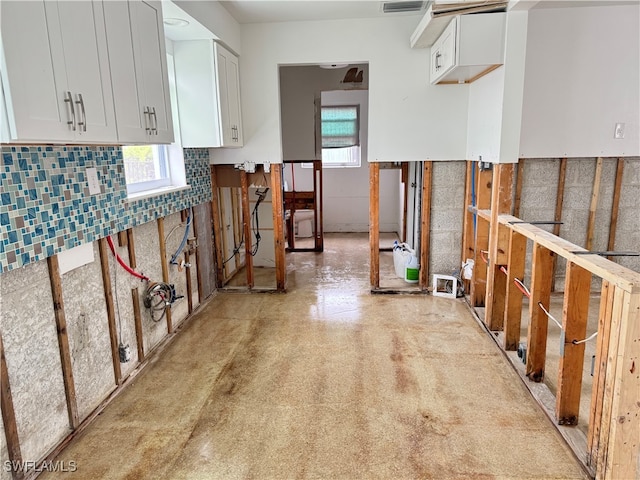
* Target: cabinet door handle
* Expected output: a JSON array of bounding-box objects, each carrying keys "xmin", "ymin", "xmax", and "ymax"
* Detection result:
[
  {"xmin": 150, "ymin": 107, "xmax": 158, "ymax": 135},
  {"xmin": 143, "ymin": 106, "xmax": 151, "ymax": 133},
  {"xmin": 64, "ymin": 91, "xmax": 76, "ymax": 131},
  {"xmin": 435, "ymin": 52, "xmax": 442, "ymax": 70},
  {"xmin": 76, "ymin": 93, "xmax": 87, "ymax": 132}
]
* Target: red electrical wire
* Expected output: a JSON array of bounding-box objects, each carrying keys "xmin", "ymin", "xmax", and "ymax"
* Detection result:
[
  {"xmin": 499, "ymin": 266, "xmax": 508, "ymax": 275},
  {"xmin": 513, "ymin": 277, "xmax": 531, "ymax": 298},
  {"xmin": 480, "ymin": 250, "xmax": 489, "ymax": 265},
  {"xmin": 106, "ymin": 236, "xmax": 150, "ymax": 282}
]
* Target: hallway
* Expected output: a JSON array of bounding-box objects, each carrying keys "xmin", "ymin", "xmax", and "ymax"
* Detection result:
[{"xmin": 42, "ymin": 234, "xmax": 586, "ymax": 479}]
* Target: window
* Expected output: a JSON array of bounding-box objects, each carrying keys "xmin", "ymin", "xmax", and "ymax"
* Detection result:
[
  {"xmin": 123, "ymin": 52, "xmax": 186, "ymax": 198},
  {"xmin": 303, "ymin": 105, "xmax": 361, "ymax": 169}
]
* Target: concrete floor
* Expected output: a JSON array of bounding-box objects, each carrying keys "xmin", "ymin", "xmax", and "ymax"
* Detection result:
[{"xmin": 42, "ymin": 233, "xmax": 586, "ymax": 479}]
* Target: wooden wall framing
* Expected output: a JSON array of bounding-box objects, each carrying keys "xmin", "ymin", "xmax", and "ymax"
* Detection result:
[{"xmin": 462, "ymin": 159, "xmax": 640, "ymax": 479}]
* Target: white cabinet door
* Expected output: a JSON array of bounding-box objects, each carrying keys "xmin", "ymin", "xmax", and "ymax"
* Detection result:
[
  {"xmin": 215, "ymin": 43, "xmax": 243, "ymax": 147},
  {"xmin": 174, "ymin": 40, "xmax": 243, "ymax": 148},
  {"xmin": 104, "ymin": 0, "xmax": 173, "ymax": 144},
  {"xmin": 0, "ymin": 0, "xmax": 116, "ymax": 143},
  {"xmin": 130, "ymin": 0, "xmax": 173, "ymax": 143},
  {"xmin": 430, "ymin": 18, "xmax": 457, "ymax": 84},
  {"xmin": 54, "ymin": 1, "xmax": 116, "ymax": 142}
]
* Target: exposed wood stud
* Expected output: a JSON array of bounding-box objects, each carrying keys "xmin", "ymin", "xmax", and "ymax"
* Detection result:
[
  {"xmin": 419, "ymin": 161, "xmax": 433, "ymax": 290},
  {"xmin": 231, "ymin": 188, "xmax": 242, "ymax": 271},
  {"xmin": 369, "ymin": 162, "xmax": 380, "ymax": 288},
  {"xmin": 526, "ymin": 242, "xmax": 554, "ymax": 382},
  {"xmin": 587, "ymin": 280, "xmax": 614, "ymax": 465},
  {"xmin": 240, "ymin": 170, "xmax": 254, "ymax": 288},
  {"xmin": 470, "ymin": 166, "xmax": 492, "ymax": 307},
  {"xmin": 586, "ymin": 156, "xmax": 603, "ymax": 251},
  {"xmin": 596, "ymin": 286, "xmax": 625, "ymax": 474},
  {"xmin": 98, "ymin": 239, "xmax": 123, "ymax": 387},
  {"xmin": 513, "ymin": 159, "xmax": 524, "ymax": 217},
  {"xmin": 126, "ymin": 228, "xmax": 138, "ymax": 270},
  {"xmin": 607, "ymin": 158, "xmax": 624, "ymax": 261},
  {"xmin": 402, "ymin": 162, "xmax": 409, "ymax": 242},
  {"xmin": 131, "ymin": 288, "xmax": 145, "ymax": 363},
  {"xmin": 604, "ymin": 290, "xmax": 640, "ymax": 479},
  {"xmin": 271, "ymin": 164, "xmax": 287, "ymax": 291},
  {"xmin": 185, "ymin": 250, "xmax": 193, "ymax": 314},
  {"xmin": 485, "ymin": 163, "xmax": 514, "ymax": 330},
  {"xmin": 157, "ymin": 218, "xmax": 173, "ymax": 333},
  {"xmin": 315, "ymin": 160, "xmax": 324, "ymax": 252},
  {"xmin": 219, "ymin": 188, "xmax": 230, "ymax": 280},
  {"xmin": 0, "ymin": 333, "xmax": 23, "ymax": 478},
  {"xmin": 556, "ymin": 262, "xmax": 592, "ymax": 425},
  {"xmin": 117, "ymin": 230, "xmax": 128, "ymax": 248},
  {"xmin": 461, "ymin": 161, "xmax": 475, "ymax": 294},
  {"xmin": 551, "ymin": 158, "xmax": 567, "ymax": 292},
  {"xmin": 504, "ymin": 230, "xmax": 527, "ymax": 350},
  {"xmin": 210, "ymin": 165, "xmax": 225, "ymax": 288}
]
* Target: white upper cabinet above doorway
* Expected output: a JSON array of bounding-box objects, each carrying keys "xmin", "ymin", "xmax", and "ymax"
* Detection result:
[
  {"xmin": 0, "ymin": 1, "xmax": 117, "ymax": 143},
  {"xmin": 173, "ymin": 40, "xmax": 244, "ymax": 148}
]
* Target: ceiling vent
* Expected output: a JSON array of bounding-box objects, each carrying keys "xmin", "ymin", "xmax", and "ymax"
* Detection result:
[{"xmin": 381, "ymin": 1, "xmax": 428, "ymax": 13}]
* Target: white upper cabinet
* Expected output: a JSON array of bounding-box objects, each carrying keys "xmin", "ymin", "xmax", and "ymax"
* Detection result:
[
  {"xmin": 103, "ymin": 0, "xmax": 174, "ymax": 144},
  {"xmin": 0, "ymin": 1, "xmax": 116, "ymax": 143},
  {"xmin": 174, "ymin": 40, "xmax": 243, "ymax": 148},
  {"xmin": 430, "ymin": 13, "xmax": 506, "ymax": 85}
]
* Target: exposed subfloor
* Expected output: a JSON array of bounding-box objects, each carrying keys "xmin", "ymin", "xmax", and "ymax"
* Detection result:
[{"xmin": 41, "ymin": 233, "xmax": 586, "ymax": 479}]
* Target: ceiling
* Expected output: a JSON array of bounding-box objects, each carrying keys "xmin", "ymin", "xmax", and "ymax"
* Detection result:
[{"xmin": 219, "ymin": 1, "xmax": 428, "ymax": 24}]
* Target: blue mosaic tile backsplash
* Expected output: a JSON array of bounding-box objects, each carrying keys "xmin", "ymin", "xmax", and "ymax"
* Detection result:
[{"xmin": 0, "ymin": 146, "xmax": 211, "ymax": 274}]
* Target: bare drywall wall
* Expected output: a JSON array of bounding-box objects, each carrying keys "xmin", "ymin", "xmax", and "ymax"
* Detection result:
[
  {"xmin": 0, "ymin": 262, "xmax": 68, "ymax": 463},
  {"xmin": 466, "ymin": 67, "xmax": 505, "ymax": 163},
  {"xmin": 211, "ymin": 15, "xmax": 469, "ymax": 165},
  {"xmin": 61, "ymin": 242, "xmax": 115, "ymax": 421},
  {"xmin": 520, "ymin": 5, "xmax": 640, "ymax": 158}
]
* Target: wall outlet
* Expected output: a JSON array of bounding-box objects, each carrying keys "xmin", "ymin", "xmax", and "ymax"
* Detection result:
[
  {"xmin": 86, "ymin": 167, "xmax": 101, "ymax": 194},
  {"xmin": 614, "ymin": 122, "xmax": 625, "ymax": 139},
  {"xmin": 119, "ymin": 344, "xmax": 131, "ymax": 363}
]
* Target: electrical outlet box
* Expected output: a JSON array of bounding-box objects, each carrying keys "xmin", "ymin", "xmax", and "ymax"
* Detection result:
[
  {"xmin": 86, "ymin": 167, "xmax": 101, "ymax": 194},
  {"xmin": 614, "ymin": 122, "xmax": 625, "ymax": 139},
  {"xmin": 119, "ymin": 344, "xmax": 131, "ymax": 363}
]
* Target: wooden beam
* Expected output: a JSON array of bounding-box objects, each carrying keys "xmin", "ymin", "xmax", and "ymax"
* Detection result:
[
  {"xmin": 556, "ymin": 262, "xmax": 592, "ymax": 425},
  {"xmin": 240, "ymin": 170, "xmax": 254, "ymax": 288},
  {"xmin": 369, "ymin": 162, "xmax": 380, "ymax": 288},
  {"xmin": 131, "ymin": 287, "xmax": 144, "ymax": 363},
  {"xmin": 551, "ymin": 158, "xmax": 567, "ymax": 292},
  {"xmin": 315, "ymin": 160, "xmax": 324, "ymax": 252},
  {"xmin": 47, "ymin": 254, "xmax": 80, "ymax": 428},
  {"xmin": 271, "ymin": 164, "xmax": 286, "ymax": 291},
  {"xmin": 606, "ymin": 158, "xmax": 624, "ymax": 261},
  {"xmin": 97, "ymin": 239, "xmax": 123, "ymax": 386},
  {"xmin": 157, "ymin": 218, "xmax": 172, "ymax": 332},
  {"xmin": 117, "ymin": 230, "xmax": 128, "ymax": 248},
  {"xmin": 526, "ymin": 242, "xmax": 554, "ymax": 382},
  {"xmin": 402, "ymin": 162, "xmax": 409, "ymax": 242},
  {"xmin": 604, "ymin": 290, "xmax": 640, "ymax": 479},
  {"xmin": 419, "ymin": 161, "xmax": 432, "ymax": 290},
  {"xmin": 513, "ymin": 159, "xmax": 524, "ymax": 217},
  {"xmin": 587, "ymin": 280, "xmax": 614, "ymax": 467},
  {"xmin": 596, "ymin": 286, "xmax": 625, "ymax": 475},
  {"xmin": 485, "ymin": 163, "xmax": 514, "ymax": 330},
  {"xmin": 470, "ymin": 166, "xmax": 492, "ymax": 307},
  {"xmin": 231, "ymin": 188, "xmax": 242, "ymax": 271},
  {"xmin": 586, "ymin": 156, "xmax": 603, "ymax": 251},
  {"xmin": 461, "ymin": 161, "xmax": 475, "ymax": 294},
  {"xmin": 210, "ymin": 165, "xmax": 225, "ymax": 288},
  {"xmin": 504, "ymin": 230, "xmax": 527, "ymax": 350},
  {"xmin": 0, "ymin": 334, "xmax": 23, "ymax": 479}
]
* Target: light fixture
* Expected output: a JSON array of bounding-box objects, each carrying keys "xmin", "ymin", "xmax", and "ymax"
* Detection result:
[
  {"xmin": 319, "ymin": 63, "xmax": 349, "ymax": 69},
  {"xmin": 163, "ymin": 17, "xmax": 190, "ymax": 27}
]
